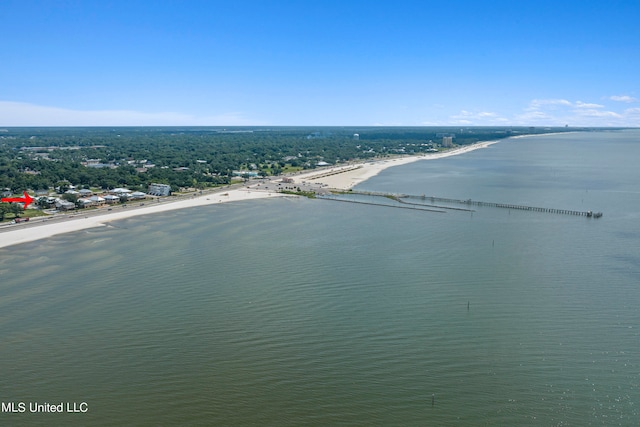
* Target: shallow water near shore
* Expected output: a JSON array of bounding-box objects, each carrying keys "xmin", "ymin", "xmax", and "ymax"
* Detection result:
[{"xmin": 1, "ymin": 130, "xmax": 639, "ymax": 426}]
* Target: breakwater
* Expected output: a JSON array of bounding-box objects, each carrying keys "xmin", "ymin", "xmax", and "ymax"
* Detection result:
[{"xmin": 318, "ymin": 195, "xmax": 446, "ymax": 213}]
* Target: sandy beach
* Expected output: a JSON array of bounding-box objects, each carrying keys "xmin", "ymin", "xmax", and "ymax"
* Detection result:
[
  {"xmin": 289, "ymin": 139, "xmax": 498, "ymax": 190},
  {"xmin": 0, "ymin": 140, "xmax": 498, "ymax": 249},
  {"xmin": 0, "ymin": 188, "xmax": 283, "ymax": 249}
]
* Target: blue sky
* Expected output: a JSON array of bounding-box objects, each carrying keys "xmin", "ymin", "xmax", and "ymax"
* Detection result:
[{"xmin": 1, "ymin": 0, "xmax": 639, "ymax": 126}]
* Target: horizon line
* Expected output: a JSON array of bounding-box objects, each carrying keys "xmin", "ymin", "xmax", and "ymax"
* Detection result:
[{"xmin": 1, "ymin": 125, "xmax": 636, "ymax": 129}]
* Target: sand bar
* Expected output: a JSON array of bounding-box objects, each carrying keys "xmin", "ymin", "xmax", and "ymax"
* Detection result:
[{"xmin": 0, "ymin": 140, "xmax": 498, "ymax": 249}]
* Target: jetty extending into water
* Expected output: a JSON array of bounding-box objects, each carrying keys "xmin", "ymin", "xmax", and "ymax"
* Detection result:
[{"xmin": 324, "ymin": 191, "xmax": 603, "ymax": 218}]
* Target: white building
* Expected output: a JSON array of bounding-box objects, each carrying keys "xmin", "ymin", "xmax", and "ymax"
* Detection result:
[
  {"xmin": 104, "ymin": 195, "xmax": 121, "ymax": 204},
  {"xmin": 111, "ymin": 188, "xmax": 132, "ymax": 195},
  {"xmin": 130, "ymin": 191, "xmax": 147, "ymax": 200},
  {"xmin": 148, "ymin": 183, "xmax": 171, "ymax": 196}
]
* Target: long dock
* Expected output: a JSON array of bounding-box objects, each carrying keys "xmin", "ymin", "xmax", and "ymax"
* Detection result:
[{"xmin": 343, "ymin": 191, "xmax": 603, "ymax": 218}]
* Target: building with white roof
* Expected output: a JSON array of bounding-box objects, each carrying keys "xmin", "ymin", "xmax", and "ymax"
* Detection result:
[
  {"xmin": 148, "ymin": 183, "xmax": 171, "ymax": 196},
  {"xmin": 111, "ymin": 188, "xmax": 132, "ymax": 195}
]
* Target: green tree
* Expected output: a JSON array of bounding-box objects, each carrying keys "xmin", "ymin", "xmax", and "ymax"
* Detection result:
[
  {"xmin": 62, "ymin": 193, "xmax": 78, "ymax": 203},
  {"xmin": 37, "ymin": 197, "xmax": 51, "ymax": 209},
  {"xmin": 0, "ymin": 203, "xmax": 10, "ymax": 221},
  {"xmin": 10, "ymin": 203, "xmax": 24, "ymax": 217}
]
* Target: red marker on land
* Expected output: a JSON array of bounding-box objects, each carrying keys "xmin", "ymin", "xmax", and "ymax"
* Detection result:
[{"xmin": 1, "ymin": 191, "xmax": 34, "ymax": 208}]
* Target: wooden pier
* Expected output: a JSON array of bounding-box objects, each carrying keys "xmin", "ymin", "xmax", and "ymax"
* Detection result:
[
  {"xmin": 404, "ymin": 194, "xmax": 603, "ymax": 217},
  {"xmin": 333, "ymin": 191, "xmax": 603, "ymax": 218}
]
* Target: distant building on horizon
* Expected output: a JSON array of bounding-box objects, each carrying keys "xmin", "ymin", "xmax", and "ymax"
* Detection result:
[{"xmin": 442, "ymin": 136, "xmax": 453, "ymax": 147}]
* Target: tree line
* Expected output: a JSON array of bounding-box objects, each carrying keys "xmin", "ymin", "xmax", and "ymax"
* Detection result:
[{"xmin": 0, "ymin": 126, "xmax": 579, "ymax": 194}]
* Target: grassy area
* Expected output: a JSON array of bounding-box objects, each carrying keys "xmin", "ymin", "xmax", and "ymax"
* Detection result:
[
  {"xmin": 279, "ymin": 190, "xmax": 316, "ymax": 199},
  {"xmin": 258, "ymin": 163, "xmax": 304, "ymax": 176},
  {"xmin": 281, "ymin": 165, "xmax": 304, "ymax": 174},
  {"xmin": 0, "ymin": 208, "xmax": 50, "ymax": 223},
  {"xmin": 23, "ymin": 209, "xmax": 49, "ymax": 218}
]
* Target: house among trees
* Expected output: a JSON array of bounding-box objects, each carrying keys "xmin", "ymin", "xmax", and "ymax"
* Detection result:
[
  {"xmin": 77, "ymin": 195, "xmax": 105, "ymax": 208},
  {"xmin": 110, "ymin": 187, "xmax": 132, "ymax": 195},
  {"xmin": 130, "ymin": 191, "xmax": 147, "ymax": 200},
  {"xmin": 55, "ymin": 200, "xmax": 76, "ymax": 211},
  {"xmin": 104, "ymin": 195, "xmax": 120, "ymax": 204}
]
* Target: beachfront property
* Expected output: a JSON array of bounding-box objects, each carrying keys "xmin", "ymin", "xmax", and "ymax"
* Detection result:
[
  {"xmin": 111, "ymin": 188, "xmax": 132, "ymax": 196},
  {"xmin": 32, "ymin": 186, "xmax": 147, "ymax": 212},
  {"xmin": 130, "ymin": 191, "xmax": 147, "ymax": 199},
  {"xmin": 77, "ymin": 195, "xmax": 106, "ymax": 208},
  {"xmin": 47, "ymin": 187, "xmax": 147, "ymax": 211},
  {"xmin": 55, "ymin": 200, "xmax": 76, "ymax": 210},
  {"xmin": 103, "ymin": 195, "xmax": 121, "ymax": 204},
  {"xmin": 148, "ymin": 183, "xmax": 171, "ymax": 196}
]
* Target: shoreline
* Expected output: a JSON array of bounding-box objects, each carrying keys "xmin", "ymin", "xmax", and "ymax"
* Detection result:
[
  {"xmin": 290, "ymin": 139, "xmax": 499, "ymax": 190},
  {"xmin": 0, "ymin": 189, "xmax": 283, "ymax": 249},
  {"xmin": 0, "ymin": 139, "xmax": 498, "ymax": 249}
]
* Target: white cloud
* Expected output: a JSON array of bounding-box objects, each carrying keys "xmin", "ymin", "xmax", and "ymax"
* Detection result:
[
  {"xmin": 451, "ymin": 119, "xmax": 474, "ymax": 125},
  {"xmin": 0, "ymin": 101, "xmax": 264, "ymax": 126},
  {"xmin": 511, "ymin": 97, "xmax": 640, "ymax": 127},
  {"xmin": 625, "ymin": 107, "xmax": 640, "ymax": 119},
  {"xmin": 477, "ymin": 112, "xmax": 499, "ymax": 118},
  {"xmin": 3, "ymin": 98, "xmax": 638, "ymax": 128},
  {"xmin": 449, "ymin": 110, "xmax": 508, "ymax": 125},
  {"xmin": 609, "ymin": 95, "xmax": 637, "ymax": 103},
  {"xmin": 572, "ymin": 109, "xmax": 622, "ymax": 119},
  {"xmin": 526, "ymin": 99, "xmax": 572, "ymax": 110},
  {"xmin": 439, "ymin": 98, "xmax": 639, "ymax": 127},
  {"xmin": 514, "ymin": 110, "xmax": 553, "ymax": 122},
  {"xmin": 574, "ymin": 101, "xmax": 604, "ymax": 109}
]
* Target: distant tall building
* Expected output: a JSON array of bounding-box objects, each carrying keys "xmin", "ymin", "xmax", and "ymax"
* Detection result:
[
  {"xmin": 442, "ymin": 136, "xmax": 453, "ymax": 147},
  {"xmin": 148, "ymin": 183, "xmax": 171, "ymax": 196}
]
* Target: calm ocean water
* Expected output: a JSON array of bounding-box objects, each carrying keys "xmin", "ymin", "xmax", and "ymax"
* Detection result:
[{"xmin": 1, "ymin": 130, "xmax": 639, "ymax": 426}]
